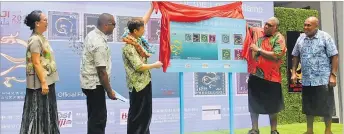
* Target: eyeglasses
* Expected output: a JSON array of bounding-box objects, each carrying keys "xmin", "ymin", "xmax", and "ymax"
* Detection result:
[
  {"xmin": 108, "ymin": 22, "xmax": 116, "ymax": 27},
  {"xmin": 265, "ymin": 22, "xmax": 274, "ymax": 27}
]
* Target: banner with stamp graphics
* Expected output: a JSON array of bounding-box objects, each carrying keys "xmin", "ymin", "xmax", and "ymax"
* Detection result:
[
  {"xmin": 0, "ymin": 4, "xmax": 179, "ymax": 101},
  {"xmin": 0, "ymin": 1, "xmax": 273, "ymax": 134},
  {"xmin": 168, "ymin": 17, "xmax": 247, "ymax": 73}
]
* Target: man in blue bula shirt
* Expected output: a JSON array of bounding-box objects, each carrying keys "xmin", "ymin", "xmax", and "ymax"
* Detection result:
[{"xmin": 291, "ymin": 17, "xmax": 339, "ymax": 134}]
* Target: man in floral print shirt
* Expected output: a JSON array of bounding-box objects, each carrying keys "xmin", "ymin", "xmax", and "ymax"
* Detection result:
[
  {"xmin": 247, "ymin": 17, "xmax": 287, "ymax": 134},
  {"xmin": 80, "ymin": 13, "xmax": 117, "ymax": 134},
  {"xmin": 291, "ymin": 17, "xmax": 339, "ymax": 134},
  {"xmin": 122, "ymin": 5, "xmax": 163, "ymax": 134}
]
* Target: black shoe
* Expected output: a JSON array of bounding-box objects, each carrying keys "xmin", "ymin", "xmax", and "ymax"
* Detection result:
[
  {"xmin": 271, "ymin": 130, "xmax": 279, "ymax": 134},
  {"xmin": 248, "ymin": 129, "xmax": 259, "ymax": 134}
]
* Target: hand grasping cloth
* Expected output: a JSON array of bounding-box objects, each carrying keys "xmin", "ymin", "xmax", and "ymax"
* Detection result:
[{"xmin": 152, "ymin": 1, "xmax": 251, "ymax": 72}]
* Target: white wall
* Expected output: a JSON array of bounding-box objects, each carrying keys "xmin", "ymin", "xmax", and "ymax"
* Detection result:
[
  {"xmin": 335, "ymin": 1, "xmax": 344, "ymax": 123},
  {"xmin": 319, "ymin": 1, "xmax": 342, "ymax": 120}
]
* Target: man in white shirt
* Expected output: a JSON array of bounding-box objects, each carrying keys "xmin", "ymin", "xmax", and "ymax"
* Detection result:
[{"xmin": 80, "ymin": 13, "xmax": 117, "ymax": 134}]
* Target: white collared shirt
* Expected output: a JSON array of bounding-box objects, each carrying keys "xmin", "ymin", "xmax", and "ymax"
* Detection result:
[{"xmin": 80, "ymin": 28, "xmax": 112, "ymax": 89}]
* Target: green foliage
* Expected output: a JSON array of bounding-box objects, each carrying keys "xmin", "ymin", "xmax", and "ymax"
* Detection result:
[
  {"xmin": 274, "ymin": 7, "xmax": 319, "ymax": 124},
  {"xmin": 187, "ymin": 123, "xmax": 343, "ymax": 134}
]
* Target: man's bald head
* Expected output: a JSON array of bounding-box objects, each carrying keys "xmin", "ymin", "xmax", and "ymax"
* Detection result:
[
  {"xmin": 264, "ymin": 17, "xmax": 279, "ymax": 36},
  {"xmin": 305, "ymin": 16, "xmax": 319, "ymax": 26},
  {"xmin": 97, "ymin": 13, "xmax": 115, "ymax": 35},
  {"xmin": 304, "ymin": 16, "xmax": 319, "ymax": 37}
]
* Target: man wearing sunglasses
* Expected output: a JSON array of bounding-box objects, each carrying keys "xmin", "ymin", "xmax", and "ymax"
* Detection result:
[
  {"xmin": 80, "ymin": 13, "xmax": 117, "ymax": 134},
  {"xmin": 248, "ymin": 17, "xmax": 287, "ymax": 134}
]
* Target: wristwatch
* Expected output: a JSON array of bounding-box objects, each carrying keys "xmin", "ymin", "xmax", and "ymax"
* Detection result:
[
  {"xmin": 331, "ymin": 72, "xmax": 337, "ymax": 77},
  {"xmin": 257, "ymin": 48, "xmax": 262, "ymax": 54}
]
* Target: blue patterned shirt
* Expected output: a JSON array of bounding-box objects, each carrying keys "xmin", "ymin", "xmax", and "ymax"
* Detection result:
[{"xmin": 291, "ymin": 30, "xmax": 338, "ymax": 86}]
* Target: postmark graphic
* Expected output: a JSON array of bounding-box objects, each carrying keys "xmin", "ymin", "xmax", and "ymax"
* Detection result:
[
  {"xmin": 234, "ymin": 34, "xmax": 243, "ymax": 45},
  {"xmin": 0, "ymin": 32, "xmax": 27, "ymax": 90},
  {"xmin": 236, "ymin": 73, "xmax": 249, "ymax": 95},
  {"xmin": 48, "ymin": 11, "xmax": 79, "ymax": 40},
  {"xmin": 209, "ymin": 34, "xmax": 216, "ymax": 43},
  {"xmin": 115, "ymin": 16, "xmax": 141, "ymax": 42},
  {"xmin": 84, "ymin": 13, "xmax": 113, "ymax": 42},
  {"xmin": 147, "ymin": 18, "xmax": 161, "ymax": 44},
  {"xmin": 193, "ymin": 33, "xmax": 200, "ymax": 42},
  {"xmin": 246, "ymin": 19, "xmax": 263, "ymax": 28},
  {"xmin": 194, "ymin": 72, "xmax": 226, "ymax": 96},
  {"xmin": 222, "ymin": 49, "xmax": 231, "ymax": 60},
  {"xmin": 234, "ymin": 49, "xmax": 243, "ymax": 60},
  {"xmin": 201, "ymin": 34, "xmax": 208, "ymax": 43},
  {"xmin": 185, "ymin": 33, "xmax": 192, "ymax": 42},
  {"xmin": 68, "ymin": 31, "xmax": 83, "ymax": 56},
  {"xmin": 221, "ymin": 34, "xmax": 230, "ymax": 44}
]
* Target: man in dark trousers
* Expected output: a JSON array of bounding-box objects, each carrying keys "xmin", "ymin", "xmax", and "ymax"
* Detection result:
[
  {"xmin": 80, "ymin": 13, "xmax": 117, "ymax": 134},
  {"xmin": 291, "ymin": 16, "xmax": 339, "ymax": 134},
  {"xmin": 121, "ymin": 4, "xmax": 163, "ymax": 134}
]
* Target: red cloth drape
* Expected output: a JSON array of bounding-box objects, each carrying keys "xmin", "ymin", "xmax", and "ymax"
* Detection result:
[
  {"xmin": 242, "ymin": 27, "xmax": 265, "ymax": 74},
  {"xmin": 152, "ymin": 1, "xmax": 246, "ymax": 72}
]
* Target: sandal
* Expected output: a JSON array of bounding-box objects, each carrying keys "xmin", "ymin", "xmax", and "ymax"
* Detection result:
[
  {"xmin": 271, "ymin": 130, "xmax": 279, "ymax": 134},
  {"xmin": 248, "ymin": 129, "xmax": 259, "ymax": 134}
]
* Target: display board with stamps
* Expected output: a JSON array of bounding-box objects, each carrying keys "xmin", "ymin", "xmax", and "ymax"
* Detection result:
[{"xmin": 168, "ymin": 17, "xmax": 247, "ymax": 72}]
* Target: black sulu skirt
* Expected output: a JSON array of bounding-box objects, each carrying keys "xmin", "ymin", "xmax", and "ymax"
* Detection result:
[
  {"xmin": 19, "ymin": 83, "xmax": 60, "ymax": 134},
  {"xmin": 247, "ymin": 75, "xmax": 285, "ymax": 114},
  {"xmin": 302, "ymin": 85, "xmax": 335, "ymax": 117}
]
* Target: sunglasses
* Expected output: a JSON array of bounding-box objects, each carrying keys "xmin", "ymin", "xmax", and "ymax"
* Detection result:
[
  {"xmin": 108, "ymin": 22, "xmax": 116, "ymax": 27},
  {"xmin": 265, "ymin": 22, "xmax": 274, "ymax": 27}
]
